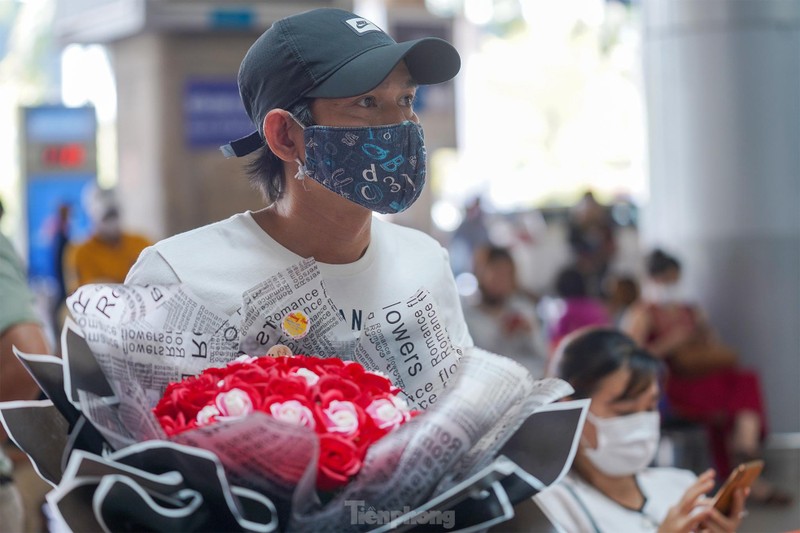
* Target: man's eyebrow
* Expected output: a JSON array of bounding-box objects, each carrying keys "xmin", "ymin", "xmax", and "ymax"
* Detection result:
[{"xmin": 406, "ymin": 78, "xmax": 419, "ymax": 89}]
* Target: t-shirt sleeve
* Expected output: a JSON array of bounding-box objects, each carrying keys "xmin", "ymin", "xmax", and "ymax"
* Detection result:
[
  {"xmin": 125, "ymin": 246, "xmax": 181, "ymax": 286},
  {"xmin": 0, "ymin": 236, "xmax": 39, "ymax": 332}
]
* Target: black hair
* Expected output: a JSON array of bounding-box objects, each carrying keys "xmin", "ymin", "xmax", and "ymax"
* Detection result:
[
  {"xmin": 245, "ymin": 98, "xmax": 315, "ymax": 203},
  {"xmin": 556, "ymin": 328, "xmax": 660, "ymax": 402},
  {"xmin": 555, "ymin": 267, "xmax": 587, "ymax": 298},
  {"xmin": 483, "ymin": 246, "xmax": 513, "ymax": 265},
  {"xmin": 474, "ymin": 245, "xmax": 515, "ymax": 279},
  {"xmin": 646, "ymin": 249, "xmax": 681, "ymax": 277},
  {"xmin": 608, "ymin": 275, "xmax": 640, "ymax": 306}
]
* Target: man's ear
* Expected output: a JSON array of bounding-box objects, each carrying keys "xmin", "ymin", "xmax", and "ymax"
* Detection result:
[{"xmin": 263, "ymin": 110, "xmax": 304, "ymax": 163}]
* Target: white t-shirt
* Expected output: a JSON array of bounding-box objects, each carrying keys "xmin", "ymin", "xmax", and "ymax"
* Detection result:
[
  {"xmin": 125, "ymin": 212, "xmax": 473, "ymax": 347},
  {"xmin": 534, "ymin": 468, "xmax": 697, "ymax": 533},
  {"xmin": 462, "ymin": 296, "xmax": 547, "ymax": 378}
]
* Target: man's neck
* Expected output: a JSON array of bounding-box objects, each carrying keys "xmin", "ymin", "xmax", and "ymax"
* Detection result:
[{"xmin": 253, "ymin": 188, "xmax": 372, "ymax": 264}]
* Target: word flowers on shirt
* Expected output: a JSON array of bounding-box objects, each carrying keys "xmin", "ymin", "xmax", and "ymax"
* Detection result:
[{"xmin": 153, "ymin": 350, "xmax": 418, "ymax": 491}]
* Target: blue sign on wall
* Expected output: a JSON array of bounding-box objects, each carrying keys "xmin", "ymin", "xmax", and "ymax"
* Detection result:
[
  {"xmin": 184, "ymin": 79, "xmax": 254, "ymax": 148},
  {"xmin": 22, "ymin": 106, "xmax": 97, "ymax": 283},
  {"xmin": 26, "ymin": 177, "xmax": 94, "ymax": 280},
  {"xmin": 26, "ymin": 105, "xmax": 97, "ymax": 143}
]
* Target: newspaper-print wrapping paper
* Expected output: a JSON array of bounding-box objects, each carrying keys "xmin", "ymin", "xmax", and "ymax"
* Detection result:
[{"xmin": 0, "ymin": 258, "xmax": 579, "ymax": 532}]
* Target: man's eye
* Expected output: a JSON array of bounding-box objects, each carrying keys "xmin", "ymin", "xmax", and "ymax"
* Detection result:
[
  {"xmin": 357, "ymin": 96, "xmax": 377, "ymax": 108},
  {"xmin": 400, "ymin": 94, "xmax": 415, "ymax": 107}
]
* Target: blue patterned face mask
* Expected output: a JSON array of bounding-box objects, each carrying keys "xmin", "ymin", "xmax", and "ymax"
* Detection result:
[{"xmin": 293, "ymin": 120, "xmax": 427, "ymax": 214}]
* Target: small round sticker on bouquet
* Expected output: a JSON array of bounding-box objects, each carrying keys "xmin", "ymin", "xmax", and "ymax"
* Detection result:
[
  {"xmin": 266, "ymin": 344, "xmax": 293, "ymax": 357},
  {"xmin": 281, "ymin": 311, "xmax": 310, "ymax": 339}
]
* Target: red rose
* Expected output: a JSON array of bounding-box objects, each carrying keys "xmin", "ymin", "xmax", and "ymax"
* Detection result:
[
  {"xmin": 200, "ymin": 365, "xmax": 229, "ymax": 379},
  {"xmin": 218, "ymin": 362, "xmax": 274, "ymax": 384},
  {"xmin": 313, "ymin": 357, "xmax": 347, "ymax": 371},
  {"xmin": 252, "ymin": 356, "xmax": 279, "ymax": 369},
  {"xmin": 156, "ymin": 411, "xmax": 186, "ymax": 436},
  {"xmin": 154, "ymin": 354, "xmax": 418, "ymax": 491},
  {"xmin": 265, "ymin": 397, "xmax": 317, "ymax": 430},
  {"xmin": 155, "ymin": 373, "xmax": 217, "ymax": 420},
  {"xmin": 316, "ymin": 375, "xmax": 361, "ymax": 404},
  {"xmin": 259, "ymin": 375, "xmax": 310, "ymax": 401},
  {"xmin": 316, "ymin": 434, "xmax": 362, "ymax": 491},
  {"xmin": 351, "ymin": 412, "xmax": 388, "ymax": 453},
  {"xmin": 213, "ymin": 382, "xmax": 263, "ymax": 412},
  {"xmin": 316, "ymin": 400, "xmax": 367, "ymax": 438}
]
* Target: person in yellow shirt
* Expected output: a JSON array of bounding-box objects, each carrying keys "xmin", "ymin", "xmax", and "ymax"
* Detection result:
[{"xmin": 66, "ymin": 188, "xmax": 151, "ymax": 292}]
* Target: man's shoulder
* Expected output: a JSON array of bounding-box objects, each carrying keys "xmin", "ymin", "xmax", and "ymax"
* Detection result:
[
  {"xmin": 127, "ymin": 211, "xmax": 269, "ymax": 290},
  {"xmin": 153, "ymin": 212, "xmax": 255, "ymax": 256}
]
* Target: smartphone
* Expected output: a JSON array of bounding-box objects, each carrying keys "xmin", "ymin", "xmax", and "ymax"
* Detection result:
[{"xmin": 711, "ymin": 460, "xmax": 764, "ymax": 515}]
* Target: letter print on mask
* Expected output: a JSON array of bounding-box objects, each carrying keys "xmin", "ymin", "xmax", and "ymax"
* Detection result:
[{"xmin": 300, "ymin": 121, "xmax": 427, "ymax": 214}]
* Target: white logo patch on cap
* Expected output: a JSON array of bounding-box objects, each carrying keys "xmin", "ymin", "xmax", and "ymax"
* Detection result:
[{"xmin": 344, "ymin": 17, "xmax": 383, "ymax": 35}]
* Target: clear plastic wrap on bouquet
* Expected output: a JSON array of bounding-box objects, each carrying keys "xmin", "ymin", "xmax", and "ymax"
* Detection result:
[{"xmin": 0, "ymin": 258, "xmax": 587, "ymax": 532}]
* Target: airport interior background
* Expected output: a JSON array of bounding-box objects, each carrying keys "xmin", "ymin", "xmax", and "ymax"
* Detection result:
[{"xmin": 0, "ymin": 0, "xmax": 798, "ymax": 530}]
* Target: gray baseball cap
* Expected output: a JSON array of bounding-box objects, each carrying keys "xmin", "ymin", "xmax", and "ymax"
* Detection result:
[{"xmin": 221, "ymin": 8, "xmax": 461, "ymax": 157}]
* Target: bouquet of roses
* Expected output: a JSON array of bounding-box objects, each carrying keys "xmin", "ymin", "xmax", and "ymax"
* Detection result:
[
  {"xmin": 154, "ymin": 352, "xmax": 417, "ymax": 491},
  {"xmin": 0, "ymin": 260, "xmax": 583, "ymax": 532}
]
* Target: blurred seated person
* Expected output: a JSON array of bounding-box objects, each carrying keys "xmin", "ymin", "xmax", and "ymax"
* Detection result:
[
  {"xmin": 0, "ymin": 232, "xmax": 49, "ymax": 403},
  {"xmin": 567, "ymin": 191, "xmax": 616, "ymax": 298},
  {"xmin": 535, "ymin": 328, "xmax": 749, "ymax": 533},
  {"xmin": 549, "ymin": 267, "xmax": 611, "ymax": 353},
  {"xmin": 66, "ymin": 188, "xmax": 151, "ymax": 292},
  {"xmin": 605, "ymin": 274, "xmax": 640, "ymax": 327},
  {"xmin": 1, "ymin": 231, "xmax": 52, "ymax": 532},
  {"xmin": 463, "ymin": 246, "xmax": 547, "ymax": 378},
  {"xmin": 448, "ymin": 196, "xmax": 491, "ymax": 276},
  {"xmin": 623, "ymin": 249, "xmax": 789, "ymax": 505}
]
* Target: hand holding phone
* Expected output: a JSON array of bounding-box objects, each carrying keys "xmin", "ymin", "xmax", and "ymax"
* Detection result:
[{"xmin": 711, "ymin": 460, "xmax": 763, "ymax": 515}]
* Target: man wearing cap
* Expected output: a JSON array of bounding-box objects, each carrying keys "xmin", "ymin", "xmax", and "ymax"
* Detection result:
[{"xmin": 127, "ymin": 8, "xmax": 472, "ymax": 349}]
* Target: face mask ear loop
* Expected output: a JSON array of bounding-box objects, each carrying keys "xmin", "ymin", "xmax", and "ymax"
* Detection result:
[
  {"xmin": 294, "ymin": 158, "xmax": 310, "ymax": 191},
  {"xmin": 288, "ymin": 113, "xmax": 311, "ymax": 191}
]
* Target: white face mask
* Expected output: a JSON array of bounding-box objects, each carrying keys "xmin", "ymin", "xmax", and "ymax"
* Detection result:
[
  {"xmin": 583, "ymin": 411, "xmax": 660, "ymax": 477},
  {"xmin": 644, "ymin": 283, "xmax": 684, "ymax": 305}
]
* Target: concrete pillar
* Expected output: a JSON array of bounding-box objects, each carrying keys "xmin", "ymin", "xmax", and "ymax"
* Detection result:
[
  {"xmin": 110, "ymin": 32, "xmax": 265, "ymax": 240},
  {"xmin": 642, "ymin": 1, "xmax": 800, "ymax": 432}
]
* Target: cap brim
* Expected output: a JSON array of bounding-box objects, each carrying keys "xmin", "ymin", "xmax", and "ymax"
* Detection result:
[{"xmin": 306, "ymin": 37, "xmax": 460, "ymax": 98}]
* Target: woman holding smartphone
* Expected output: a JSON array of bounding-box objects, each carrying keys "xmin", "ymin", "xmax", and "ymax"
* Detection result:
[{"xmin": 535, "ymin": 328, "xmax": 750, "ymax": 532}]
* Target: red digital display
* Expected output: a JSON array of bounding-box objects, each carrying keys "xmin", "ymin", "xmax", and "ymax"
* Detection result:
[{"xmin": 41, "ymin": 143, "xmax": 87, "ymax": 168}]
